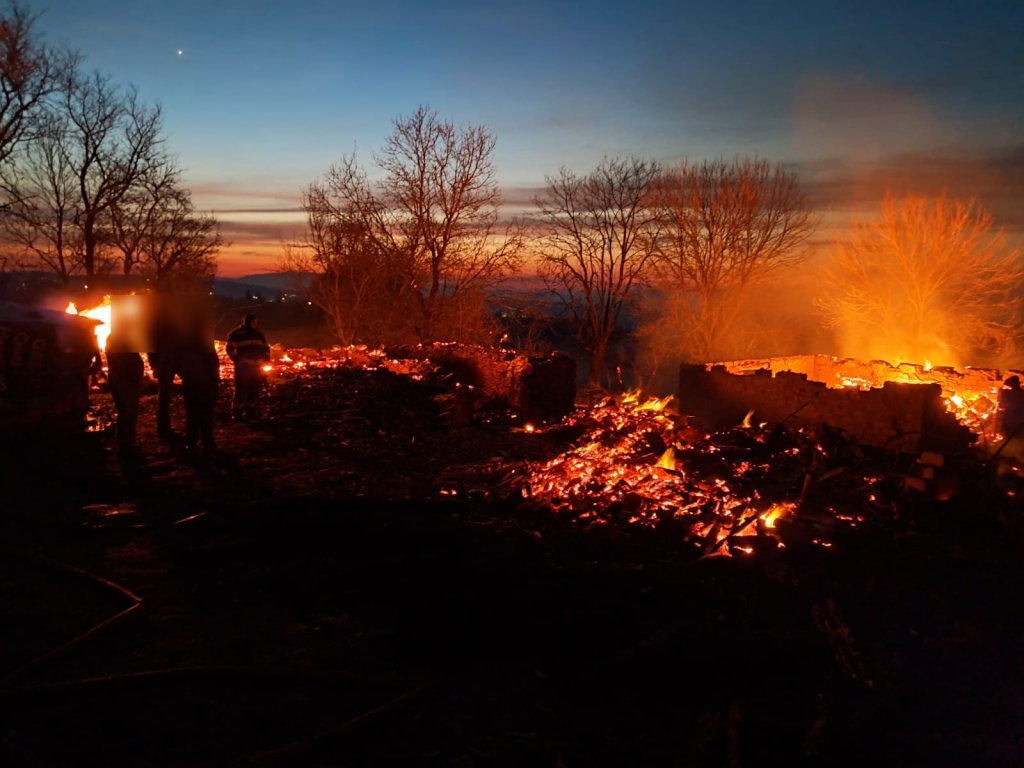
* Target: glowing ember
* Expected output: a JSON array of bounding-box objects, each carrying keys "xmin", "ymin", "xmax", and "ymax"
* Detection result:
[
  {"xmin": 517, "ymin": 393, "xmax": 827, "ymax": 556},
  {"xmin": 66, "ymin": 297, "xmax": 112, "ymax": 351}
]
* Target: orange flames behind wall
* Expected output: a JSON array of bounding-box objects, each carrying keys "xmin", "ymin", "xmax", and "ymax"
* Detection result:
[{"xmin": 710, "ymin": 354, "xmax": 1009, "ymax": 440}]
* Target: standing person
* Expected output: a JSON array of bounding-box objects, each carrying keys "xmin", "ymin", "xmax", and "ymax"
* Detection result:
[
  {"xmin": 106, "ymin": 330, "xmax": 144, "ymax": 462},
  {"xmin": 148, "ymin": 296, "xmax": 182, "ymax": 439},
  {"xmin": 998, "ymin": 375, "xmax": 1024, "ymax": 439},
  {"xmin": 179, "ymin": 316, "xmax": 219, "ymax": 454},
  {"xmin": 226, "ymin": 313, "xmax": 271, "ymax": 421}
]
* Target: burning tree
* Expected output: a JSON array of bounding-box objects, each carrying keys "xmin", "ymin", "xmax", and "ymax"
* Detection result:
[
  {"xmin": 536, "ymin": 157, "xmax": 661, "ymax": 386},
  {"xmin": 296, "ymin": 106, "xmax": 523, "ymax": 345},
  {"xmin": 817, "ymin": 194, "xmax": 1024, "ymax": 367},
  {"xmin": 643, "ymin": 157, "xmax": 812, "ymax": 365}
]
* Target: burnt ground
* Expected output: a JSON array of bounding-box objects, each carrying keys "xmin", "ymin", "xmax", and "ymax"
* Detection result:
[{"xmin": 2, "ymin": 365, "xmax": 1024, "ymax": 766}]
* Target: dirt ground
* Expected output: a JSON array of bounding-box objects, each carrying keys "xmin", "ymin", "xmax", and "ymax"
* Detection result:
[{"xmin": 2, "ymin": 367, "xmax": 1024, "ymax": 766}]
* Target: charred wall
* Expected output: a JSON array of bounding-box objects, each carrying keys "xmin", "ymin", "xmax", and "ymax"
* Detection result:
[
  {"xmin": 678, "ymin": 363, "xmax": 975, "ymax": 453},
  {"xmin": 710, "ymin": 353, "xmax": 1007, "ymax": 400}
]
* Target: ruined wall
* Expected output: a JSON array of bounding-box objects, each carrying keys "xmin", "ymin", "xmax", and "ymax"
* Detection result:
[
  {"xmin": 679, "ymin": 364, "xmax": 975, "ymax": 453},
  {"xmin": 711, "ymin": 353, "xmax": 1010, "ymax": 400}
]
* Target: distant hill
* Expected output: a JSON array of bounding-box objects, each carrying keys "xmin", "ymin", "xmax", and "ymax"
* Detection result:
[
  {"xmin": 235, "ymin": 272, "xmax": 310, "ymax": 290},
  {"xmin": 212, "ymin": 272, "xmax": 310, "ymax": 299}
]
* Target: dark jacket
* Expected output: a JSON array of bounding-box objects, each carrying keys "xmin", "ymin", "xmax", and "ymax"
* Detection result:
[{"xmin": 226, "ymin": 325, "xmax": 270, "ymax": 363}]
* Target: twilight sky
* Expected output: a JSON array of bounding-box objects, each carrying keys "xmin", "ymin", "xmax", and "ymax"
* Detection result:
[{"xmin": 36, "ymin": 0, "xmax": 1024, "ymax": 275}]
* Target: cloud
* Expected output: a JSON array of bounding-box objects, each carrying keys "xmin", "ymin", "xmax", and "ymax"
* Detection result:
[
  {"xmin": 217, "ymin": 218, "xmax": 305, "ymax": 241},
  {"xmin": 189, "ymin": 181, "xmax": 304, "ymax": 213},
  {"xmin": 501, "ymin": 185, "xmax": 547, "ymax": 207}
]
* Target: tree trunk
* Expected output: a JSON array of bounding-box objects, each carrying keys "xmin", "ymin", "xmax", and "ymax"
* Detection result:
[{"xmin": 590, "ymin": 340, "xmax": 608, "ymax": 385}]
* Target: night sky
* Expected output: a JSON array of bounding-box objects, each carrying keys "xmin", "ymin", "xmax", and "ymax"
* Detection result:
[{"xmin": 36, "ymin": 0, "xmax": 1024, "ymax": 275}]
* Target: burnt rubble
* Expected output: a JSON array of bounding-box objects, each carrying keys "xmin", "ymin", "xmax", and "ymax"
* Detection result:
[{"xmin": 2, "ymin": 347, "xmax": 1023, "ymax": 766}]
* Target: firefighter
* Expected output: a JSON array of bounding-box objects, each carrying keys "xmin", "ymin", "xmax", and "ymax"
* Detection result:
[
  {"xmin": 226, "ymin": 313, "xmax": 271, "ymax": 421},
  {"xmin": 106, "ymin": 330, "xmax": 144, "ymax": 462}
]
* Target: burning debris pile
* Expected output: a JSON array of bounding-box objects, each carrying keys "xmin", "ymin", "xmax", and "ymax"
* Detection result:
[{"xmin": 513, "ymin": 392, "xmax": 919, "ymax": 557}]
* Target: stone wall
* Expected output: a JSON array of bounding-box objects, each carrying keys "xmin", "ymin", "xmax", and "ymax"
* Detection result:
[
  {"xmin": 679, "ymin": 363, "xmax": 976, "ymax": 453},
  {"xmin": 710, "ymin": 353, "xmax": 1012, "ymax": 400}
]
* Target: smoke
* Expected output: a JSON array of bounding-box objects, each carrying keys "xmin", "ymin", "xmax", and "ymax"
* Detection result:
[{"xmin": 789, "ymin": 74, "xmax": 1024, "ymax": 234}]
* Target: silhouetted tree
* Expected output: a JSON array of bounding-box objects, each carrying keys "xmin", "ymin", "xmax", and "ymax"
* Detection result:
[
  {"xmin": 60, "ymin": 70, "xmax": 165, "ymax": 278},
  {"xmin": 0, "ymin": 2, "xmax": 69, "ymax": 168},
  {"xmin": 298, "ymin": 106, "xmax": 523, "ymax": 344},
  {"xmin": 282, "ymin": 207, "xmax": 411, "ymax": 345},
  {"xmin": 818, "ymin": 193, "xmax": 1024, "ymax": 366},
  {"xmin": 2, "ymin": 68, "xmax": 167, "ymax": 281},
  {"xmin": 1, "ymin": 111, "xmax": 79, "ymax": 282},
  {"xmin": 646, "ymin": 157, "xmax": 812, "ymax": 362},
  {"xmin": 109, "ymin": 162, "xmax": 220, "ymax": 284},
  {"xmin": 536, "ymin": 157, "xmax": 661, "ymax": 386}
]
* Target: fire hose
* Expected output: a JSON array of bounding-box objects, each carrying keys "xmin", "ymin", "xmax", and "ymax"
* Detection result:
[
  {"xmin": 0, "ymin": 666, "xmax": 429, "ymax": 765},
  {"xmin": 0, "ymin": 547, "xmax": 144, "ymax": 684}
]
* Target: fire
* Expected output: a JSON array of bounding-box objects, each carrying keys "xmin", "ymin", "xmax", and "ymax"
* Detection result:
[
  {"xmin": 712, "ymin": 354, "xmax": 1009, "ymax": 441},
  {"xmin": 518, "ymin": 393, "xmax": 822, "ymax": 556},
  {"xmin": 655, "ymin": 447, "xmax": 676, "ymax": 470},
  {"xmin": 66, "ymin": 297, "xmax": 112, "ymax": 351},
  {"xmin": 759, "ymin": 502, "xmax": 792, "ymax": 529},
  {"xmin": 831, "ymin": 360, "xmax": 1001, "ymax": 438}
]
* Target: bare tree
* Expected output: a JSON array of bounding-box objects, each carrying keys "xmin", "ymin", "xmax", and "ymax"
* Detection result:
[
  {"xmin": 108, "ymin": 160, "xmax": 177, "ymax": 276},
  {"xmin": 818, "ymin": 193, "xmax": 1024, "ymax": 367},
  {"xmin": 0, "ymin": 2, "xmax": 69, "ymax": 168},
  {"xmin": 283, "ymin": 189, "xmax": 413, "ymax": 345},
  {"xmin": 645, "ymin": 157, "xmax": 812, "ymax": 362},
  {"xmin": 60, "ymin": 69, "xmax": 165, "ymax": 277},
  {"xmin": 1, "ymin": 111, "xmax": 80, "ymax": 282},
  {"xmin": 3, "ymin": 68, "xmax": 168, "ymax": 281},
  {"xmin": 536, "ymin": 157, "xmax": 661, "ymax": 386},
  {"xmin": 300, "ymin": 106, "xmax": 523, "ymax": 344},
  {"xmin": 109, "ymin": 162, "xmax": 220, "ymax": 284}
]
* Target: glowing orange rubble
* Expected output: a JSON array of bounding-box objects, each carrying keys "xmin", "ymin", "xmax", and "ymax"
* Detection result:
[{"xmin": 516, "ymin": 392, "xmax": 832, "ymax": 557}]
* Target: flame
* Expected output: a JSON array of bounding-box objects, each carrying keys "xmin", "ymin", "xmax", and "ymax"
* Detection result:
[
  {"xmin": 66, "ymin": 297, "xmax": 112, "ymax": 351},
  {"xmin": 759, "ymin": 502, "xmax": 792, "ymax": 529},
  {"xmin": 638, "ymin": 394, "xmax": 674, "ymax": 412},
  {"xmin": 655, "ymin": 447, "xmax": 676, "ymax": 471},
  {"xmin": 515, "ymin": 392, "xmax": 817, "ymax": 555},
  {"xmin": 832, "ymin": 360, "xmax": 1000, "ymax": 437}
]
